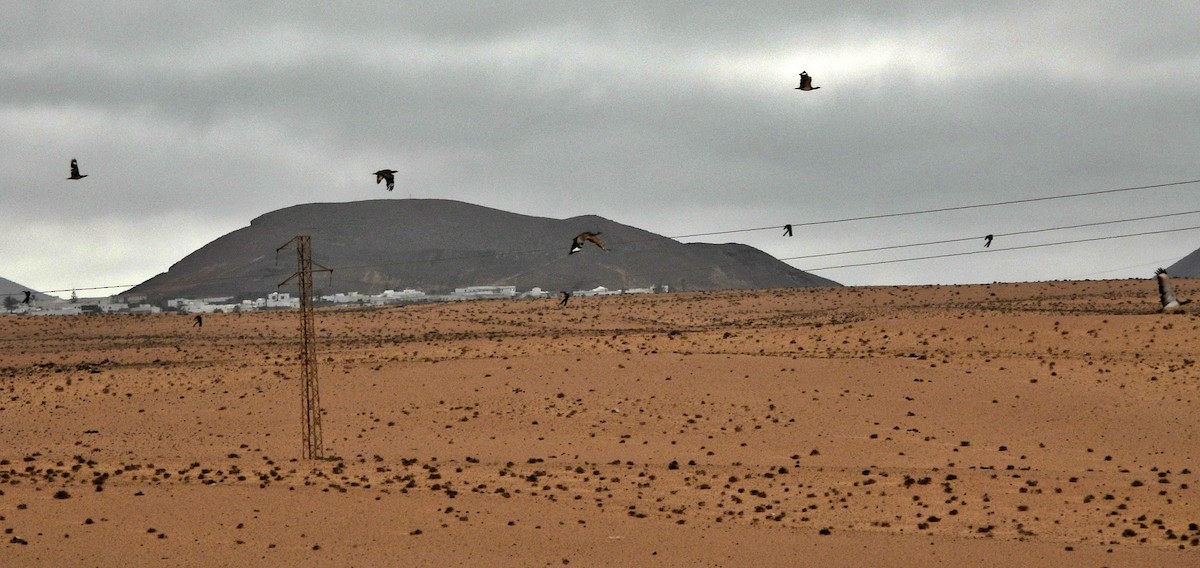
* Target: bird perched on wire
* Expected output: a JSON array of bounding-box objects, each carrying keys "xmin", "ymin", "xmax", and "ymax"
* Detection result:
[
  {"xmin": 983, "ymin": 234, "xmax": 993, "ymax": 248},
  {"xmin": 374, "ymin": 169, "xmax": 398, "ymax": 191},
  {"xmin": 795, "ymin": 71, "xmax": 820, "ymax": 91},
  {"xmin": 783, "ymin": 224, "xmax": 793, "ymax": 237},
  {"xmin": 558, "ymin": 291, "xmax": 571, "ymax": 307},
  {"xmin": 569, "ymin": 232, "xmax": 608, "ymax": 254},
  {"xmin": 68, "ymin": 159, "xmax": 87, "ymax": 180},
  {"xmin": 1155, "ymin": 268, "xmax": 1190, "ymax": 313}
]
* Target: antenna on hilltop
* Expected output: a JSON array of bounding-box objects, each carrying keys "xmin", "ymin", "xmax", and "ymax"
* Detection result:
[{"xmin": 277, "ymin": 235, "xmax": 333, "ymax": 460}]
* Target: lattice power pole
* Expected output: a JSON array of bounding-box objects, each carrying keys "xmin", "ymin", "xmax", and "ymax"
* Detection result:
[{"xmin": 277, "ymin": 236, "xmax": 332, "ymax": 460}]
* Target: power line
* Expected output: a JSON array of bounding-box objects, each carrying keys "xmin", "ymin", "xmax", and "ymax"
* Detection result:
[
  {"xmin": 6, "ymin": 177, "xmax": 1199, "ymax": 297},
  {"xmin": 802, "ymin": 224, "xmax": 1200, "ymax": 272},
  {"xmin": 1068, "ymin": 256, "xmax": 1183, "ymax": 279},
  {"xmin": 322, "ymin": 184, "xmax": 1200, "ymax": 275},
  {"xmin": 779, "ymin": 209, "xmax": 1200, "ymax": 261},
  {"xmin": 668, "ymin": 178, "xmax": 1200, "ymax": 240},
  {"xmin": 7, "ymin": 283, "xmax": 142, "ymax": 296}
]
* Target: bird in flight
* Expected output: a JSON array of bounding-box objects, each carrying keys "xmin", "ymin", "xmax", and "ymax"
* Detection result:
[
  {"xmin": 795, "ymin": 71, "xmax": 820, "ymax": 91},
  {"xmin": 783, "ymin": 224, "xmax": 794, "ymax": 237},
  {"xmin": 374, "ymin": 169, "xmax": 398, "ymax": 191},
  {"xmin": 558, "ymin": 291, "xmax": 571, "ymax": 307},
  {"xmin": 570, "ymin": 231, "xmax": 608, "ymax": 254},
  {"xmin": 68, "ymin": 159, "xmax": 87, "ymax": 180},
  {"xmin": 1156, "ymin": 268, "xmax": 1190, "ymax": 312},
  {"xmin": 21, "ymin": 291, "xmax": 32, "ymax": 305},
  {"xmin": 983, "ymin": 234, "xmax": 993, "ymax": 248}
]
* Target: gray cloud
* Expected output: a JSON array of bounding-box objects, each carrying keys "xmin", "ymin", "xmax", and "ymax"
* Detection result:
[{"xmin": 2, "ymin": 2, "xmax": 1198, "ymax": 296}]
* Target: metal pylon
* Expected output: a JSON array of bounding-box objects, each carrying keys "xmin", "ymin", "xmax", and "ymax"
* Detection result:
[{"xmin": 277, "ymin": 236, "xmax": 332, "ymax": 460}]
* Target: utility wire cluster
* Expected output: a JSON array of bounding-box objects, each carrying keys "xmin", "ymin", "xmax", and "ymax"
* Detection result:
[{"xmin": 6, "ymin": 178, "xmax": 1199, "ymax": 297}]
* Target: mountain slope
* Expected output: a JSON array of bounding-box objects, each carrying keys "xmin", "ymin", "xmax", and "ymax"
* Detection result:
[
  {"xmin": 126, "ymin": 199, "xmax": 838, "ymax": 300},
  {"xmin": 0, "ymin": 277, "xmax": 55, "ymax": 303},
  {"xmin": 1166, "ymin": 249, "xmax": 1200, "ymax": 278}
]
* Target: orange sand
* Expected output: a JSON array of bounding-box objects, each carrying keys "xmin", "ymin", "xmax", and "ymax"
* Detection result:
[{"xmin": 2, "ymin": 279, "xmax": 1198, "ymax": 566}]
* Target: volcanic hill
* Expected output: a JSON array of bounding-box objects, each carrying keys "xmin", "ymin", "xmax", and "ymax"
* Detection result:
[
  {"xmin": 1166, "ymin": 248, "xmax": 1200, "ymax": 278},
  {"xmin": 0, "ymin": 276, "xmax": 56, "ymax": 303},
  {"xmin": 126, "ymin": 199, "xmax": 837, "ymax": 301}
]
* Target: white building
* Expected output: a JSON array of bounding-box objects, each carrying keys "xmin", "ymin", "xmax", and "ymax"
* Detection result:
[
  {"xmin": 574, "ymin": 286, "xmax": 621, "ymax": 297},
  {"xmin": 265, "ymin": 292, "xmax": 299, "ymax": 308},
  {"xmin": 320, "ymin": 291, "xmax": 371, "ymax": 304},
  {"xmin": 452, "ymin": 286, "xmax": 517, "ymax": 300},
  {"xmin": 521, "ymin": 287, "xmax": 551, "ymax": 299},
  {"xmin": 380, "ymin": 289, "xmax": 427, "ymax": 302}
]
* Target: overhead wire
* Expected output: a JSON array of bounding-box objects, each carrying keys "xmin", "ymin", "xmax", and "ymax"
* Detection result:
[
  {"xmin": 308, "ymin": 197, "xmax": 1200, "ymax": 279},
  {"xmin": 666, "ymin": 178, "xmax": 1200, "ymax": 240},
  {"xmin": 803, "ymin": 224, "xmax": 1200, "ymax": 272},
  {"xmin": 5, "ymin": 177, "xmax": 1199, "ymax": 297},
  {"xmin": 779, "ymin": 208, "xmax": 1200, "ymax": 261}
]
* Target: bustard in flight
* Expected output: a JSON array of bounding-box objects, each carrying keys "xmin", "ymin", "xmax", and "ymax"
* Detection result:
[
  {"xmin": 373, "ymin": 169, "xmax": 398, "ymax": 191},
  {"xmin": 569, "ymin": 232, "xmax": 608, "ymax": 254},
  {"xmin": 795, "ymin": 71, "xmax": 820, "ymax": 91},
  {"xmin": 68, "ymin": 159, "xmax": 87, "ymax": 180},
  {"xmin": 1156, "ymin": 268, "xmax": 1190, "ymax": 312}
]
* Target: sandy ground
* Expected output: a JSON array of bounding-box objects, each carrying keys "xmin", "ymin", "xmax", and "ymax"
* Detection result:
[{"xmin": 2, "ymin": 279, "xmax": 1199, "ymax": 567}]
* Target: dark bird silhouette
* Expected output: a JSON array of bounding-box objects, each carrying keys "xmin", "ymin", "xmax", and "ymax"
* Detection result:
[
  {"xmin": 984, "ymin": 234, "xmax": 993, "ymax": 248},
  {"xmin": 373, "ymin": 169, "xmax": 398, "ymax": 191},
  {"xmin": 1156, "ymin": 268, "xmax": 1190, "ymax": 313},
  {"xmin": 783, "ymin": 224, "xmax": 793, "ymax": 237},
  {"xmin": 569, "ymin": 231, "xmax": 608, "ymax": 254},
  {"xmin": 795, "ymin": 71, "xmax": 820, "ymax": 91},
  {"xmin": 192, "ymin": 314, "xmax": 203, "ymax": 327},
  {"xmin": 21, "ymin": 291, "xmax": 32, "ymax": 304},
  {"xmin": 68, "ymin": 159, "xmax": 87, "ymax": 180},
  {"xmin": 558, "ymin": 291, "xmax": 571, "ymax": 307}
]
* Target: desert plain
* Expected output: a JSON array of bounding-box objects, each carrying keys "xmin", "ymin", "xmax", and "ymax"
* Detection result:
[{"xmin": 2, "ymin": 279, "xmax": 1199, "ymax": 567}]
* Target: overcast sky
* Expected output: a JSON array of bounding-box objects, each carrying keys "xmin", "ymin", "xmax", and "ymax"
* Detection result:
[{"xmin": 3, "ymin": 2, "xmax": 1199, "ymax": 297}]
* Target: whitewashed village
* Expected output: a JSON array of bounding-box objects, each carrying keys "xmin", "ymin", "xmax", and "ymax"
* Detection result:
[{"xmin": 3, "ymin": 284, "xmax": 667, "ymax": 316}]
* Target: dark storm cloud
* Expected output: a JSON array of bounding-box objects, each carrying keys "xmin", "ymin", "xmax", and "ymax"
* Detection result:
[{"xmin": 2, "ymin": 2, "xmax": 1198, "ymax": 295}]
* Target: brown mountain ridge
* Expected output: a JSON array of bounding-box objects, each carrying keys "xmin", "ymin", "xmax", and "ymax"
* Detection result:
[{"xmin": 125, "ymin": 199, "xmax": 838, "ymax": 301}]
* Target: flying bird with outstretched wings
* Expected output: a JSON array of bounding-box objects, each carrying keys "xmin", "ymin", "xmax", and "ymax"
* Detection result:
[
  {"xmin": 68, "ymin": 159, "xmax": 87, "ymax": 180},
  {"xmin": 569, "ymin": 232, "xmax": 608, "ymax": 254},
  {"xmin": 1156, "ymin": 268, "xmax": 1190, "ymax": 312},
  {"xmin": 795, "ymin": 71, "xmax": 820, "ymax": 91},
  {"xmin": 374, "ymin": 169, "xmax": 397, "ymax": 191}
]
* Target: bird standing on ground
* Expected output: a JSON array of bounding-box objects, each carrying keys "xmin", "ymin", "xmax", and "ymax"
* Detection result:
[
  {"xmin": 374, "ymin": 169, "xmax": 398, "ymax": 191},
  {"xmin": 796, "ymin": 72, "xmax": 820, "ymax": 91},
  {"xmin": 1155, "ymin": 268, "xmax": 1190, "ymax": 312},
  {"xmin": 984, "ymin": 234, "xmax": 993, "ymax": 248},
  {"xmin": 68, "ymin": 159, "xmax": 87, "ymax": 180},
  {"xmin": 569, "ymin": 232, "xmax": 608, "ymax": 254},
  {"xmin": 558, "ymin": 291, "xmax": 571, "ymax": 307},
  {"xmin": 783, "ymin": 224, "xmax": 793, "ymax": 237}
]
